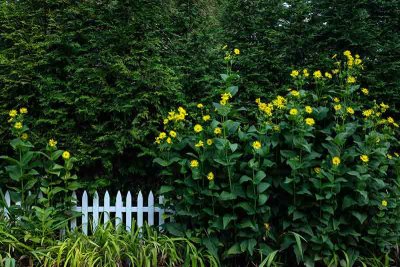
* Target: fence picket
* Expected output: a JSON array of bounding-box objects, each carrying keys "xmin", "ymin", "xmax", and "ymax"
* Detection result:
[
  {"xmin": 104, "ymin": 191, "xmax": 110, "ymax": 225},
  {"xmin": 148, "ymin": 191, "xmax": 154, "ymax": 226},
  {"xmin": 92, "ymin": 191, "xmax": 99, "ymax": 231},
  {"xmin": 82, "ymin": 191, "xmax": 88, "ymax": 234},
  {"xmin": 137, "ymin": 191, "xmax": 143, "ymax": 228},
  {"xmin": 126, "ymin": 192, "xmax": 132, "ymax": 231},
  {"xmin": 115, "ymin": 191, "xmax": 123, "ymax": 227},
  {"xmin": 1, "ymin": 189, "xmax": 166, "ymax": 234},
  {"xmin": 4, "ymin": 191, "xmax": 10, "ymax": 218}
]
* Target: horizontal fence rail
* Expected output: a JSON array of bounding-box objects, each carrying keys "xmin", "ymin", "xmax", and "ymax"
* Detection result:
[{"xmin": 1, "ymin": 190, "xmax": 165, "ymax": 234}]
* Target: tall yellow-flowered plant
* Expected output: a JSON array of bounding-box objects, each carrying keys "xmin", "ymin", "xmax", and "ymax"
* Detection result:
[{"xmin": 154, "ymin": 50, "xmax": 400, "ymax": 266}]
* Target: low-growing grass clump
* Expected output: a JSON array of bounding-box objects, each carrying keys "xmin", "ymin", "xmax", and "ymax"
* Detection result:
[{"xmin": 154, "ymin": 50, "xmax": 400, "ymax": 266}]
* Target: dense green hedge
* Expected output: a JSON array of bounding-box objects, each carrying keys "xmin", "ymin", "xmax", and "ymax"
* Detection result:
[{"xmin": 1, "ymin": 0, "xmax": 399, "ymax": 189}]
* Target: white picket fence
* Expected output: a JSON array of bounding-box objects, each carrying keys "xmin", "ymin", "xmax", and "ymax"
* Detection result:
[{"xmin": 2, "ymin": 190, "xmax": 165, "ymax": 234}]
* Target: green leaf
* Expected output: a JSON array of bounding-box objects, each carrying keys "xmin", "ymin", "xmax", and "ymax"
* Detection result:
[
  {"xmin": 254, "ymin": 170, "xmax": 267, "ymax": 184},
  {"xmin": 223, "ymin": 214, "xmax": 237, "ymax": 229},
  {"xmin": 159, "ymin": 185, "xmax": 175, "ymax": 194},
  {"xmin": 219, "ymin": 191, "xmax": 237, "ymax": 200},
  {"xmin": 257, "ymin": 182, "xmax": 271, "ymax": 193},
  {"xmin": 352, "ymin": 211, "xmax": 368, "ymax": 224},
  {"xmin": 227, "ymin": 242, "xmax": 242, "ymax": 255}
]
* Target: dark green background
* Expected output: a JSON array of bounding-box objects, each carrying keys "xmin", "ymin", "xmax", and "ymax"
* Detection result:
[{"xmin": 1, "ymin": 0, "xmax": 399, "ymax": 191}]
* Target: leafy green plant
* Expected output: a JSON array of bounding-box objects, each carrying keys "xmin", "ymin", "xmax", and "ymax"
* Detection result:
[
  {"xmin": 0, "ymin": 109, "xmax": 81, "ymax": 260},
  {"xmin": 154, "ymin": 50, "xmax": 400, "ymax": 266},
  {"xmin": 40, "ymin": 222, "xmax": 217, "ymax": 267}
]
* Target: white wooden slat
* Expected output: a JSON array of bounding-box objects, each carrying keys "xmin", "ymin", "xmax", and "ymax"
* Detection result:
[
  {"xmin": 115, "ymin": 191, "xmax": 123, "ymax": 227},
  {"xmin": 4, "ymin": 191, "xmax": 10, "ymax": 218},
  {"xmin": 70, "ymin": 191, "xmax": 77, "ymax": 230},
  {"xmin": 126, "ymin": 192, "xmax": 132, "ymax": 231},
  {"xmin": 148, "ymin": 191, "xmax": 154, "ymax": 226},
  {"xmin": 104, "ymin": 191, "xmax": 110, "ymax": 225},
  {"xmin": 92, "ymin": 191, "xmax": 99, "ymax": 231},
  {"xmin": 159, "ymin": 195, "xmax": 164, "ymax": 226},
  {"xmin": 82, "ymin": 191, "xmax": 88, "ymax": 235},
  {"xmin": 137, "ymin": 191, "xmax": 143, "ymax": 228}
]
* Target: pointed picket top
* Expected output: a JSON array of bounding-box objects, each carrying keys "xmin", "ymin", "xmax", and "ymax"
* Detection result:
[
  {"xmin": 159, "ymin": 195, "xmax": 164, "ymax": 226},
  {"xmin": 82, "ymin": 191, "xmax": 89, "ymax": 234},
  {"xmin": 103, "ymin": 191, "xmax": 110, "ymax": 225},
  {"xmin": 92, "ymin": 191, "xmax": 99, "ymax": 231},
  {"xmin": 70, "ymin": 191, "xmax": 78, "ymax": 230},
  {"xmin": 126, "ymin": 191, "xmax": 132, "ymax": 231},
  {"xmin": 115, "ymin": 191, "xmax": 123, "ymax": 227},
  {"xmin": 148, "ymin": 191, "xmax": 154, "ymax": 226},
  {"xmin": 137, "ymin": 191, "xmax": 144, "ymax": 228}
]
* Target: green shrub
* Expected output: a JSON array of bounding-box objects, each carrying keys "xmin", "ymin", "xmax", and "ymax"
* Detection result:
[{"xmin": 154, "ymin": 50, "xmax": 400, "ymax": 266}]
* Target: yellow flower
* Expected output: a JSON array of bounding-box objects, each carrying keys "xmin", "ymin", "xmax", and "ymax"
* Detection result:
[
  {"xmin": 166, "ymin": 137, "xmax": 172, "ymax": 144},
  {"xmin": 380, "ymin": 102, "xmax": 389, "ymax": 111},
  {"xmin": 234, "ymin": 48, "xmax": 240, "ymax": 55},
  {"xmin": 220, "ymin": 92, "xmax": 232, "ymax": 105},
  {"xmin": 362, "ymin": 109, "xmax": 373, "ymax": 117},
  {"xmin": 343, "ymin": 50, "xmax": 351, "ymax": 57},
  {"xmin": 194, "ymin": 124, "xmax": 203, "ymax": 133},
  {"xmin": 313, "ymin": 70, "xmax": 322, "ymax": 79},
  {"xmin": 289, "ymin": 108, "xmax": 298, "ymax": 116},
  {"xmin": 333, "ymin": 97, "xmax": 340, "ymax": 103},
  {"xmin": 290, "ymin": 70, "xmax": 299, "ymax": 78},
  {"xmin": 303, "ymin": 69, "xmax": 309, "ymax": 77},
  {"xmin": 19, "ymin": 107, "xmax": 28, "ymax": 114},
  {"xmin": 314, "ymin": 167, "xmax": 321, "ymax": 174},
  {"xmin": 361, "ymin": 88, "xmax": 369, "ymax": 95},
  {"xmin": 355, "ymin": 58, "xmax": 362, "ymax": 65},
  {"xmin": 14, "ymin": 122, "xmax": 23, "ymax": 129},
  {"xmin": 206, "ymin": 139, "xmax": 213, "ymax": 146},
  {"xmin": 360, "ymin": 154, "xmax": 369, "ymax": 163},
  {"xmin": 163, "ymin": 119, "xmax": 169, "ymax": 124},
  {"xmin": 324, "ymin": 72, "xmax": 332, "ymax": 79},
  {"xmin": 21, "ymin": 133, "xmax": 28, "ymax": 141},
  {"xmin": 169, "ymin": 131, "xmax": 177, "ymax": 138},
  {"xmin": 9, "ymin": 110, "xmax": 17, "ymax": 117},
  {"xmin": 48, "ymin": 139, "xmax": 57, "ymax": 147},
  {"xmin": 305, "ymin": 106, "xmax": 313, "ymax": 114},
  {"xmin": 387, "ymin": 154, "xmax": 393, "ymax": 160},
  {"xmin": 272, "ymin": 95, "xmax": 286, "ymax": 109},
  {"xmin": 305, "ymin": 118, "xmax": 315, "ymax": 126},
  {"xmin": 159, "ymin": 132, "xmax": 167, "ymax": 139},
  {"xmin": 347, "ymin": 76, "xmax": 356, "ymax": 84},
  {"xmin": 291, "ymin": 90, "xmax": 300, "ymax": 97},
  {"xmin": 190, "ymin": 159, "xmax": 199, "ymax": 168},
  {"xmin": 334, "ymin": 104, "xmax": 342, "ymax": 111},
  {"xmin": 214, "ymin": 127, "xmax": 222, "ymax": 135},
  {"xmin": 346, "ymin": 107, "xmax": 354, "ymax": 115},
  {"xmin": 332, "ymin": 69, "xmax": 339, "ymax": 74},
  {"xmin": 382, "ymin": 200, "xmax": 387, "ymax": 207},
  {"xmin": 387, "ymin": 117, "xmax": 394, "ymax": 124},
  {"xmin": 332, "ymin": 156, "xmax": 341, "ymax": 166},
  {"xmin": 207, "ymin": 172, "xmax": 214, "ymax": 181},
  {"xmin": 195, "ymin": 140, "xmax": 204, "ymax": 147},
  {"xmin": 62, "ymin": 151, "xmax": 70, "ymax": 160},
  {"xmin": 252, "ymin": 141, "xmax": 262, "ymax": 150},
  {"xmin": 203, "ymin": 115, "xmax": 211, "ymax": 122},
  {"xmin": 264, "ymin": 223, "xmax": 271, "ymax": 231},
  {"xmin": 197, "ymin": 103, "xmax": 204, "ymax": 108}
]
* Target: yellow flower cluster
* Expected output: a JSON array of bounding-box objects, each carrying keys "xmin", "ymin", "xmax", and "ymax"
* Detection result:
[
  {"xmin": 289, "ymin": 108, "xmax": 298, "ymax": 116},
  {"xmin": 195, "ymin": 140, "xmax": 204, "ymax": 147},
  {"xmin": 346, "ymin": 107, "xmax": 355, "ymax": 115},
  {"xmin": 305, "ymin": 106, "xmax": 313, "ymax": 114},
  {"xmin": 194, "ymin": 124, "xmax": 203, "ymax": 133},
  {"xmin": 190, "ymin": 159, "xmax": 199, "ymax": 168},
  {"xmin": 62, "ymin": 151, "xmax": 70, "ymax": 160},
  {"xmin": 256, "ymin": 98, "xmax": 274, "ymax": 116},
  {"xmin": 290, "ymin": 90, "xmax": 300, "ymax": 97},
  {"xmin": 49, "ymin": 139, "xmax": 58, "ymax": 147},
  {"xmin": 361, "ymin": 88, "xmax": 369, "ymax": 95},
  {"xmin": 325, "ymin": 72, "xmax": 332, "ymax": 79},
  {"xmin": 214, "ymin": 127, "xmax": 222, "ymax": 135},
  {"xmin": 290, "ymin": 70, "xmax": 299, "ymax": 78},
  {"xmin": 343, "ymin": 50, "xmax": 362, "ymax": 68},
  {"xmin": 362, "ymin": 109, "xmax": 374, "ymax": 117},
  {"xmin": 303, "ymin": 69, "xmax": 309, "ymax": 77},
  {"xmin": 14, "ymin": 122, "xmax": 23, "ymax": 129},
  {"xmin": 207, "ymin": 172, "xmax": 214, "ymax": 181},
  {"xmin": 272, "ymin": 95, "xmax": 286, "ymax": 109},
  {"xmin": 220, "ymin": 92, "xmax": 232, "ymax": 106},
  {"xmin": 165, "ymin": 107, "xmax": 187, "ymax": 124},
  {"xmin": 203, "ymin": 115, "xmax": 211, "ymax": 121},
  {"xmin": 334, "ymin": 104, "xmax": 342, "ymax": 111}
]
